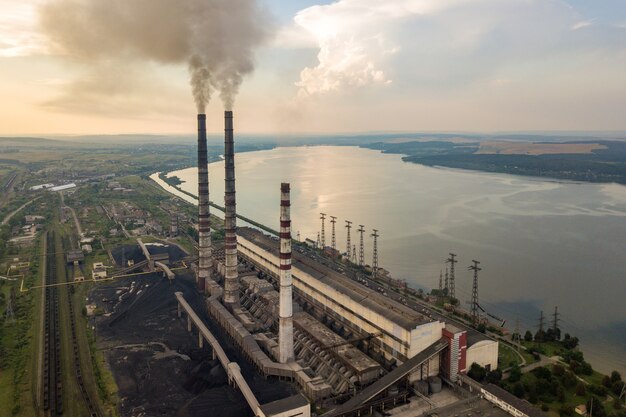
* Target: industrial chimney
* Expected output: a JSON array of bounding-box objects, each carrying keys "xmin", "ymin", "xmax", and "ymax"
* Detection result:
[
  {"xmin": 223, "ymin": 111, "xmax": 239, "ymax": 307},
  {"xmin": 278, "ymin": 183, "xmax": 294, "ymax": 363},
  {"xmin": 197, "ymin": 114, "xmax": 212, "ymax": 292}
]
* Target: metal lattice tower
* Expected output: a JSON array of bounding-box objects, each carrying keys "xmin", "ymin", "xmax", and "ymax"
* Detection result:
[
  {"xmin": 320, "ymin": 213, "xmax": 326, "ymax": 248},
  {"xmin": 371, "ymin": 229, "xmax": 379, "ymax": 278},
  {"xmin": 552, "ymin": 306, "xmax": 560, "ymax": 335},
  {"xmin": 345, "ymin": 220, "xmax": 352, "ymax": 257},
  {"xmin": 358, "ymin": 225, "xmax": 365, "ymax": 266},
  {"xmin": 330, "ymin": 216, "xmax": 337, "ymax": 250},
  {"xmin": 352, "ymin": 245, "xmax": 357, "ymax": 263},
  {"xmin": 444, "ymin": 267, "xmax": 449, "ymax": 293},
  {"xmin": 538, "ymin": 310, "xmax": 545, "ymax": 333},
  {"xmin": 446, "ymin": 253, "xmax": 457, "ymax": 299},
  {"xmin": 316, "ymin": 232, "xmax": 320, "ymax": 249},
  {"xmin": 469, "ymin": 260, "xmax": 481, "ymax": 326}
]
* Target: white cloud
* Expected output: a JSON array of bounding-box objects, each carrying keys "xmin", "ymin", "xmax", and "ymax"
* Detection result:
[
  {"xmin": 289, "ymin": 0, "xmax": 626, "ymax": 98},
  {"xmin": 0, "ymin": 0, "xmax": 47, "ymax": 57}
]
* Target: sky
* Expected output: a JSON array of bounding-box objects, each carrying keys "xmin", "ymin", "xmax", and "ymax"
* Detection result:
[{"xmin": 0, "ymin": 0, "xmax": 625, "ymax": 135}]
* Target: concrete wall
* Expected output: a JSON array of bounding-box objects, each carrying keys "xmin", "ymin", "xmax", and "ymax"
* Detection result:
[{"xmin": 467, "ymin": 340, "xmax": 499, "ymax": 371}]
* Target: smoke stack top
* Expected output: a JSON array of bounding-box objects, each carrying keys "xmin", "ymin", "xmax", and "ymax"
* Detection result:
[{"xmin": 40, "ymin": 0, "xmax": 272, "ymax": 113}]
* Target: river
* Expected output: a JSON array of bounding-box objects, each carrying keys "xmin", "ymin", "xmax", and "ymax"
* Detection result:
[{"xmin": 151, "ymin": 145, "xmax": 626, "ymax": 375}]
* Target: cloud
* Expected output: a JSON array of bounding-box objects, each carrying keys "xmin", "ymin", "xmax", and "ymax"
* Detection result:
[
  {"xmin": 290, "ymin": 0, "xmax": 626, "ymax": 97},
  {"xmin": 0, "ymin": 0, "xmax": 47, "ymax": 57}
]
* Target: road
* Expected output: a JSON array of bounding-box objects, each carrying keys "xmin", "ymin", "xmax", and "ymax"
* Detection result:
[
  {"xmin": 1, "ymin": 196, "xmax": 40, "ymax": 225},
  {"xmin": 60, "ymin": 191, "xmax": 83, "ymax": 237}
]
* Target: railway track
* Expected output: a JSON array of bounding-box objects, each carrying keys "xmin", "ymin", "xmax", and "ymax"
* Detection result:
[
  {"xmin": 43, "ymin": 232, "xmax": 63, "ymax": 415},
  {"xmin": 42, "ymin": 232, "xmax": 99, "ymax": 416}
]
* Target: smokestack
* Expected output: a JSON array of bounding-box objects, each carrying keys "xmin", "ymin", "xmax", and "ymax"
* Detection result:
[
  {"xmin": 223, "ymin": 111, "xmax": 239, "ymax": 306},
  {"xmin": 278, "ymin": 183, "xmax": 294, "ymax": 363},
  {"xmin": 197, "ymin": 114, "xmax": 212, "ymax": 292}
]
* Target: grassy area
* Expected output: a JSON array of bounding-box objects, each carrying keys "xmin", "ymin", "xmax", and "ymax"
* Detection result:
[
  {"xmin": 499, "ymin": 343, "xmax": 524, "ymax": 369},
  {"xmin": 0, "ymin": 231, "xmax": 42, "ymax": 416}
]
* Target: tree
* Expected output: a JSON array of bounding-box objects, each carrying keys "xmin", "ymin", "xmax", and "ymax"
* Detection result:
[
  {"xmin": 553, "ymin": 364, "xmax": 565, "ymax": 377},
  {"xmin": 468, "ymin": 363, "xmax": 487, "ymax": 382},
  {"xmin": 477, "ymin": 323, "xmax": 486, "ymax": 333},
  {"xmin": 603, "ymin": 375, "xmax": 613, "ymax": 388},
  {"xmin": 587, "ymin": 397, "xmax": 606, "ymax": 417},
  {"xmin": 612, "ymin": 371, "xmax": 623, "ymax": 384},
  {"xmin": 513, "ymin": 382, "xmax": 525, "ymax": 398},
  {"xmin": 559, "ymin": 404, "xmax": 574, "ymax": 417},
  {"xmin": 613, "ymin": 397, "xmax": 623, "ymax": 410},
  {"xmin": 487, "ymin": 369, "xmax": 503, "ymax": 384},
  {"xmin": 535, "ymin": 329, "xmax": 546, "ymax": 342},
  {"xmin": 509, "ymin": 365, "xmax": 522, "ymax": 383},
  {"xmin": 524, "ymin": 330, "xmax": 533, "ymax": 342},
  {"xmin": 575, "ymin": 382, "xmax": 586, "ymax": 396}
]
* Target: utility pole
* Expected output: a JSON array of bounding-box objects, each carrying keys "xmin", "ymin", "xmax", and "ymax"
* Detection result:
[
  {"xmin": 446, "ymin": 253, "xmax": 457, "ymax": 299},
  {"xmin": 371, "ymin": 229, "xmax": 379, "ymax": 279},
  {"xmin": 320, "ymin": 213, "xmax": 326, "ymax": 248},
  {"xmin": 514, "ymin": 318, "xmax": 521, "ymax": 353},
  {"xmin": 345, "ymin": 220, "xmax": 352, "ymax": 257},
  {"xmin": 330, "ymin": 216, "xmax": 337, "ymax": 250},
  {"xmin": 358, "ymin": 225, "xmax": 365, "ymax": 267},
  {"xmin": 468, "ymin": 260, "xmax": 481, "ymax": 327},
  {"xmin": 552, "ymin": 306, "xmax": 560, "ymax": 338}
]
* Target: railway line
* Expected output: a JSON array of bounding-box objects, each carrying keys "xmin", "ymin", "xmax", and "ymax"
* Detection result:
[{"xmin": 42, "ymin": 231, "xmax": 99, "ymax": 416}]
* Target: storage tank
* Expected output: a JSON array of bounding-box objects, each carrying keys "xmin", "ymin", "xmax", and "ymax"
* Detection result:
[
  {"xmin": 428, "ymin": 376, "xmax": 442, "ymax": 393},
  {"xmin": 414, "ymin": 380, "xmax": 429, "ymax": 396}
]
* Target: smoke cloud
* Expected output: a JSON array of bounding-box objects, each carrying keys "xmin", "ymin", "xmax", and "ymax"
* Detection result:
[{"xmin": 39, "ymin": 0, "xmax": 270, "ymax": 112}]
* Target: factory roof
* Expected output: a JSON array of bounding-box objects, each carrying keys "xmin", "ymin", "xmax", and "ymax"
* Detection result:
[
  {"xmin": 50, "ymin": 183, "xmax": 76, "ymax": 192},
  {"xmin": 294, "ymin": 311, "xmax": 381, "ymax": 375},
  {"xmin": 259, "ymin": 394, "xmax": 309, "ymax": 416},
  {"xmin": 238, "ymin": 227, "xmax": 432, "ymax": 330},
  {"xmin": 483, "ymin": 383, "xmax": 546, "ymax": 417}
]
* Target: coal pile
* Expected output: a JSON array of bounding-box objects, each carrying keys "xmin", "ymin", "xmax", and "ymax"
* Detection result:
[
  {"xmin": 110, "ymin": 242, "xmax": 187, "ymax": 267},
  {"xmin": 89, "ymin": 273, "xmax": 295, "ymax": 417}
]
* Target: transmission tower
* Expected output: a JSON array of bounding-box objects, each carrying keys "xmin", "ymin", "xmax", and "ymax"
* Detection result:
[
  {"xmin": 438, "ymin": 270, "xmax": 443, "ymax": 298},
  {"xmin": 358, "ymin": 225, "xmax": 365, "ymax": 267},
  {"xmin": 352, "ymin": 245, "xmax": 357, "ymax": 263},
  {"xmin": 316, "ymin": 232, "xmax": 320, "ymax": 249},
  {"xmin": 468, "ymin": 260, "xmax": 481, "ymax": 327},
  {"xmin": 371, "ymin": 229, "xmax": 379, "ymax": 279},
  {"xmin": 552, "ymin": 306, "xmax": 560, "ymax": 337},
  {"xmin": 345, "ymin": 220, "xmax": 352, "ymax": 257},
  {"xmin": 446, "ymin": 253, "xmax": 457, "ymax": 299},
  {"xmin": 514, "ymin": 318, "xmax": 521, "ymax": 353},
  {"xmin": 330, "ymin": 216, "xmax": 337, "ymax": 250},
  {"xmin": 444, "ymin": 267, "xmax": 449, "ymax": 293},
  {"xmin": 538, "ymin": 310, "xmax": 545, "ymax": 333},
  {"xmin": 320, "ymin": 213, "xmax": 326, "ymax": 248}
]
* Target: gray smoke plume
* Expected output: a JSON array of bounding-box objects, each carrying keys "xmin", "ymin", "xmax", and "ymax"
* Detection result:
[{"xmin": 40, "ymin": 0, "xmax": 270, "ymax": 112}]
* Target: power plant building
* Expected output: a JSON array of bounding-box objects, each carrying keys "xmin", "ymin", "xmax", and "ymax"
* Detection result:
[{"xmin": 237, "ymin": 228, "xmax": 498, "ymax": 375}]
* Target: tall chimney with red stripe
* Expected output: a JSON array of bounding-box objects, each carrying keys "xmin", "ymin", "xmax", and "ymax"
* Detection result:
[
  {"xmin": 223, "ymin": 111, "xmax": 239, "ymax": 307},
  {"xmin": 278, "ymin": 183, "xmax": 294, "ymax": 363}
]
